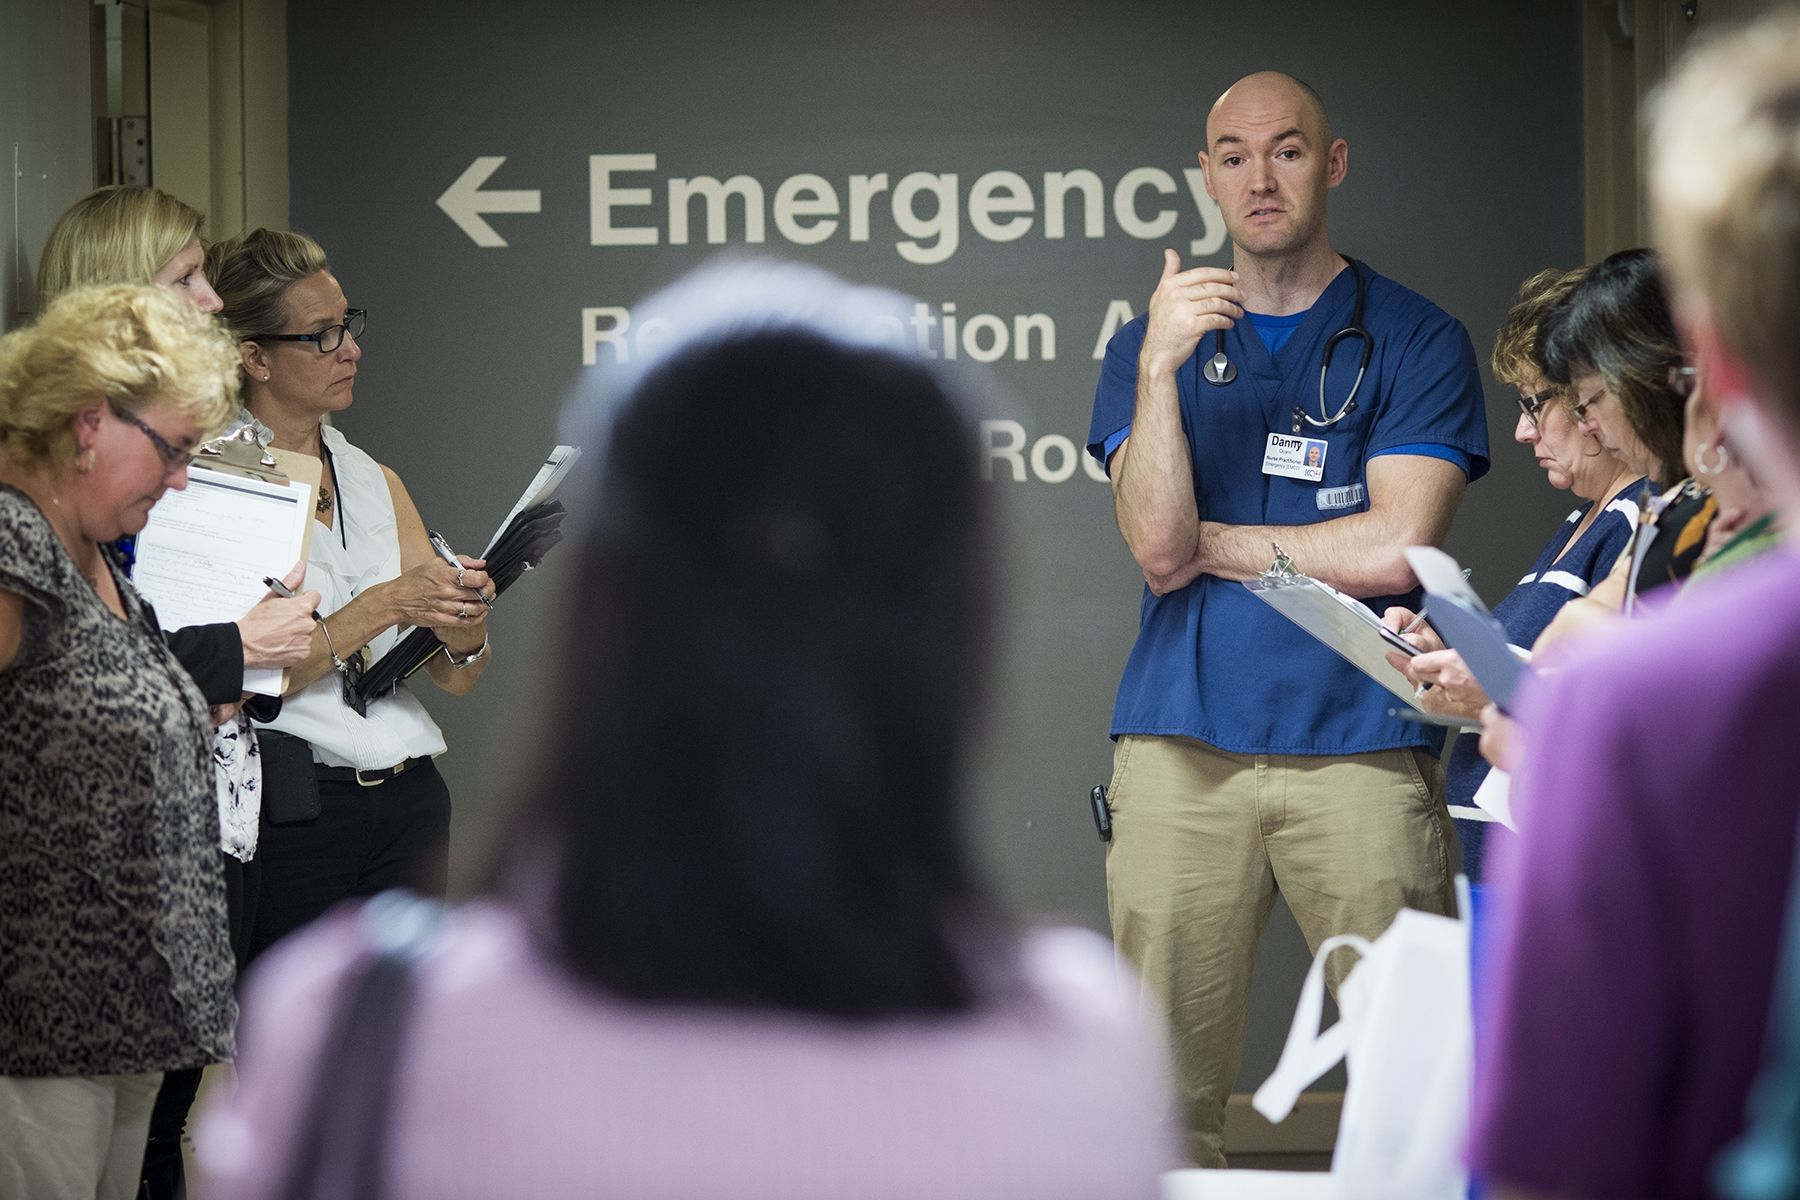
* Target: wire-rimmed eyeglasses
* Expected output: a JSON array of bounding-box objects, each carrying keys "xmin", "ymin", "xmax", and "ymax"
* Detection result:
[
  {"xmin": 1571, "ymin": 384, "xmax": 1608, "ymax": 424},
  {"xmin": 257, "ymin": 308, "xmax": 367, "ymax": 353},
  {"xmin": 107, "ymin": 397, "xmax": 189, "ymax": 472}
]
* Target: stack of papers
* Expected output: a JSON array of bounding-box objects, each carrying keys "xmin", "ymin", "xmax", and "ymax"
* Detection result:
[{"xmin": 356, "ymin": 446, "xmax": 579, "ymax": 701}]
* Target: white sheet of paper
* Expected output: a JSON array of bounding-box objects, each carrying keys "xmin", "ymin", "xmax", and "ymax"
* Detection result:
[
  {"xmin": 133, "ymin": 469, "xmax": 312, "ymax": 696},
  {"xmin": 481, "ymin": 444, "xmax": 581, "ymax": 557},
  {"xmin": 1472, "ymin": 767, "xmax": 1516, "ymax": 830}
]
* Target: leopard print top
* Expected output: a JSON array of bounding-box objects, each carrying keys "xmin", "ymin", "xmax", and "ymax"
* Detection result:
[{"xmin": 0, "ymin": 485, "xmax": 235, "ymax": 1075}]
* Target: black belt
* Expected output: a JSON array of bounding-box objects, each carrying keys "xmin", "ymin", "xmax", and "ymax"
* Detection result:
[{"xmin": 313, "ymin": 756, "xmax": 432, "ymax": 788}]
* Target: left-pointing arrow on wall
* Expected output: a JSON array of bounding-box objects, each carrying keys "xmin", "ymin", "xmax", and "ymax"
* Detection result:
[{"xmin": 436, "ymin": 157, "xmax": 542, "ymax": 247}]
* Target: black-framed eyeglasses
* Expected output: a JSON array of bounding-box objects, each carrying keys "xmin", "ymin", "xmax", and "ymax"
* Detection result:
[
  {"xmin": 1518, "ymin": 388, "xmax": 1555, "ymax": 426},
  {"xmin": 1669, "ymin": 365, "xmax": 1698, "ymax": 399},
  {"xmin": 256, "ymin": 308, "xmax": 367, "ymax": 353},
  {"xmin": 1571, "ymin": 386, "xmax": 1608, "ymax": 424},
  {"xmin": 107, "ymin": 397, "xmax": 189, "ymax": 472}
]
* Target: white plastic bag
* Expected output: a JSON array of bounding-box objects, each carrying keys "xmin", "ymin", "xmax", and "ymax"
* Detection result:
[{"xmin": 1250, "ymin": 904, "xmax": 1472, "ymax": 1200}]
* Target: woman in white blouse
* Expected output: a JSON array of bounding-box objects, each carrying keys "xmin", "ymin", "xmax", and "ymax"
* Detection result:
[{"xmin": 209, "ymin": 229, "xmax": 495, "ymax": 963}]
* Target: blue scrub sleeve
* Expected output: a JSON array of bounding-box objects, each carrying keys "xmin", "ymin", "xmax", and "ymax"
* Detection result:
[
  {"xmin": 1087, "ymin": 315, "xmax": 1150, "ymax": 467},
  {"xmin": 1371, "ymin": 442, "xmax": 1471, "ymax": 476},
  {"xmin": 1366, "ymin": 314, "xmax": 1491, "ymax": 482},
  {"xmin": 1100, "ymin": 426, "xmax": 1131, "ymax": 468}
]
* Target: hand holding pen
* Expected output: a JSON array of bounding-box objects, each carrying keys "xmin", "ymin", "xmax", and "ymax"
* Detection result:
[
  {"xmin": 239, "ymin": 563, "xmax": 321, "ymax": 669},
  {"xmin": 259, "ymin": 569, "xmax": 320, "ymax": 620},
  {"xmin": 1381, "ymin": 605, "xmax": 1447, "ymax": 658},
  {"xmin": 427, "ymin": 529, "xmax": 495, "ymax": 616}
]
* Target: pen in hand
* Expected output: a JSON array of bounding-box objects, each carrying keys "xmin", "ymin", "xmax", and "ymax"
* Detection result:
[
  {"xmin": 427, "ymin": 529, "xmax": 494, "ymax": 608},
  {"xmin": 1399, "ymin": 567, "xmax": 1473, "ymax": 636},
  {"xmin": 261, "ymin": 575, "xmax": 323, "ymax": 623},
  {"xmin": 1391, "ymin": 610, "xmax": 1431, "ymax": 698}
]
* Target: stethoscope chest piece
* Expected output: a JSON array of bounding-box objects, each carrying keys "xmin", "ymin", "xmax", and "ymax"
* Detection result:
[{"xmin": 1203, "ymin": 346, "xmax": 1236, "ymax": 385}]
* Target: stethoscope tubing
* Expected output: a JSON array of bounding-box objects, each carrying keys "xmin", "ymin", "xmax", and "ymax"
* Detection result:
[{"xmin": 1200, "ymin": 257, "xmax": 1374, "ymax": 434}]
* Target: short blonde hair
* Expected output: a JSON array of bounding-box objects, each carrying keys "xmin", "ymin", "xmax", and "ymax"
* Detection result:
[
  {"xmin": 1492, "ymin": 267, "xmax": 1584, "ymax": 402},
  {"xmin": 1649, "ymin": 10, "xmax": 1800, "ymax": 421},
  {"xmin": 0, "ymin": 284, "xmax": 239, "ymax": 473},
  {"xmin": 37, "ymin": 186, "xmax": 205, "ymax": 303}
]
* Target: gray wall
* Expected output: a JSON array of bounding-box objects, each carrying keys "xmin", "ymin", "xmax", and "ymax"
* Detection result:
[
  {"xmin": 1, "ymin": 0, "xmax": 91, "ymax": 330},
  {"xmin": 287, "ymin": 0, "xmax": 1583, "ymax": 1089}
]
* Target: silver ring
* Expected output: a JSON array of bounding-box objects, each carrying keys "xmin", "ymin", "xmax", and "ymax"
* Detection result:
[
  {"xmin": 457, "ymin": 604, "xmax": 468, "ymax": 620},
  {"xmin": 455, "ymin": 567, "xmax": 467, "ymax": 589}
]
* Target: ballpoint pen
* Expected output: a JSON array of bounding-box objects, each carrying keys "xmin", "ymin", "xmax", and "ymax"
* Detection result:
[
  {"xmin": 427, "ymin": 529, "xmax": 493, "ymax": 608},
  {"xmin": 261, "ymin": 575, "xmax": 322, "ymax": 623},
  {"xmin": 1398, "ymin": 568, "xmax": 1472, "ymax": 637}
]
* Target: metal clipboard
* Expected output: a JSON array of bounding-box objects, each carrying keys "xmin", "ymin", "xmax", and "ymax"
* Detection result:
[
  {"xmin": 132, "ymin": 427, "xmax": 324, "ymax": 695},
  {"xmin": 1244, "ymin": 543, "xmax": 1471, "ymax": 726},
  {"xmin": 188, "ymin": 426, "xmax": 322, "ymax": 569}
]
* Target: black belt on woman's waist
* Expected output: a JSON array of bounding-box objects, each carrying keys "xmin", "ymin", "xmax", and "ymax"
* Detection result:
[{"xmin": 313, "ymin": 757, "xmax": 432, "ymax": 788}]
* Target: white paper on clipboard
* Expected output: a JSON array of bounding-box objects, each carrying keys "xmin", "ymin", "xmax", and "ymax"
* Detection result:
[
  {"xmin": 1245, "ymin": 574, "xmax": 1474, "ymax": 726},
  {"xmin": 133, "ymin": 468, "xmax": 313, "ymax": 695}
]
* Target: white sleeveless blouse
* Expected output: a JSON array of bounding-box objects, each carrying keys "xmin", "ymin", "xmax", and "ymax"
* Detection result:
[{"xmin": 263, "ymin": 424, "xmax": 447, "ymax": 769}]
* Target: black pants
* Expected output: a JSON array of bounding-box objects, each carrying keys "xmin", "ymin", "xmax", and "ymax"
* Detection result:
[
  {"xmin": 246, "ymin": 757, "xmax": 453, "ymax": 965},
  {"xmin": 138, "ymin": 758, "xmax": 451, "ymax": 1200},
  {"xmin": 141, "ymin": 851, "xmax": 261, "ymax": 1200}
]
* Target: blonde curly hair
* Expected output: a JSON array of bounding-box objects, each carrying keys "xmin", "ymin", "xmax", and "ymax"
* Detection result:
[
  {"xmin": 1491, "ymin": 267, "xmax": 1585, "ymax": 410},
  {"xmin": 0, "ymin": 284, "xmax": 240, "ymax": 474}
]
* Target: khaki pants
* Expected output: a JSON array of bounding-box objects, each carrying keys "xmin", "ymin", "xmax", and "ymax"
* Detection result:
[
  {"xmin": 0, "ymin": 1071, "xmax": 163, "ymax": 1200},
  {"xmin": 1105, "ymin": 734, "xmax": 1456, "ymax": 1168}
]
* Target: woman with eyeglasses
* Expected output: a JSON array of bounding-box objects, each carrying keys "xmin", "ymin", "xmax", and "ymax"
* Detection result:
[
  {"xmin": 37, "ymin": 186, "xmax": 326, "ymax": 1200},
  {"xmin": 38, "ymin": 186, "xmax": 320, "ymax": 797},
  {"xmin": 0, "ymin": 284, "xmax": 241, "ymax": 1199},
  {"xmin": 1500, "ymin": 248, "xmax": 1717, "ymax": 669},
  {"xmin": 208, "ymin": 229, "xmax": 495, "ymax": 967},
  {"xmin": 1467, "ymin": 250, "xmax": 1709, "ymax": 781},
  {"xmin": 1379, "ymin": 268, "xmax": 1644, "ymax": 880}
]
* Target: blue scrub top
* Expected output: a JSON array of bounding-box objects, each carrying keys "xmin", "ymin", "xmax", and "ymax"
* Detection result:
[{"xmin": 1086, "ymin": 262, "xmax": 1490, "ymax": 755}]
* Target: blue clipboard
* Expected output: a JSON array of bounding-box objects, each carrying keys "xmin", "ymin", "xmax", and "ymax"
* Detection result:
[{"xmin": 1421, "ymin": 592, "xmax": 1530, "ymax": 714}]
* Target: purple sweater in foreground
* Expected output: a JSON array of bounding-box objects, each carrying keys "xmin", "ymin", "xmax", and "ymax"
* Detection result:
[
  {"xmin": 1468, "ymin": 548, "xmax": 1800, "ymax": 1199},
  {"xmin": 199, "ymin": 901, "xmax": 1178, "ymax": 1200}
]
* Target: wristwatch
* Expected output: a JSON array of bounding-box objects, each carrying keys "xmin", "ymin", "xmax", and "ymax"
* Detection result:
[{"xmin": 444, "ymin": 634, "xmax": 489, "ymax": 669}]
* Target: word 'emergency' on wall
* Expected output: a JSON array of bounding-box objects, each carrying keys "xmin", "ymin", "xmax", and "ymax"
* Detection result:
[{"xmin": 440, "ymin": 154, "xmax": 1228, "ymax": 264}]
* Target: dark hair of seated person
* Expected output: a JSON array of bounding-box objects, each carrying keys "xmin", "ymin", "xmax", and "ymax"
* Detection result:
[
  {"xmin": 485, "ymin": 289, "xmax": 1003, "ymax": 1021},
  {"xmin": 1537, "ymin": 246, "xmax": 1687, "ymax": 483}
]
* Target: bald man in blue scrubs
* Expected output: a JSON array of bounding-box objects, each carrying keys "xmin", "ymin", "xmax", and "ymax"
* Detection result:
[{"xmin": 1087, "ymin": 71, "xmax": 1488, "ymax": 1166}]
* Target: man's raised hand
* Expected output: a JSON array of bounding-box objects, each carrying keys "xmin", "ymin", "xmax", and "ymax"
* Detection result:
[{"xmin": 1139, "ymin": 249, "xmax": 1245, "ymax": 377}]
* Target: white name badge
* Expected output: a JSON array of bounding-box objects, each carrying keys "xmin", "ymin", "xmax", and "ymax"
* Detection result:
[{"xmin": 1263, "ymin": 433, "xmax": 1327, "ymax": 481}]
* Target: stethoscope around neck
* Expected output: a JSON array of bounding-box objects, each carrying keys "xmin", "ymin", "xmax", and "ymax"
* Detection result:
[{"xmin": 1200, "ymin": 256, "xmax": 1374, "ymax": 434}]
